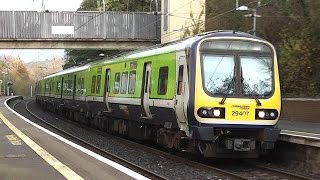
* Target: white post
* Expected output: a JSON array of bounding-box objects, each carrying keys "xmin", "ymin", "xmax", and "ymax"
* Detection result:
[
  {"xmin": 102, "ymin": 0, "xmax": 106, "ymax": 12},
  {"xmin": 31, "ymin": 86, "xmax": 33, "ymax": 97},
  {"xmin": 3, "ymin": 79, "xmax": 6, "ymax": 96},
  {"xmin": 253, "ymin": 9, "xmax": 257, "ymax": 36}
]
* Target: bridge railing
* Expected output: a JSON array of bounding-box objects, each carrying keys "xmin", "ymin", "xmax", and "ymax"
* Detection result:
[{"xmin": 0, "ymin": 11, "xmax": 160, "ymax": 41}]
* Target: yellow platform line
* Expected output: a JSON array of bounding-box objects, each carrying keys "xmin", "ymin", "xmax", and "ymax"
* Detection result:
[{"xmin": 0, "ymin": 112, "xmax": 84, "ymax": 180}]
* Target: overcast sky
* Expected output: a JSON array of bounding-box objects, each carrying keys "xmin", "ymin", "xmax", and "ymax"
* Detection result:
[
  {"xmin": 0, "ymin": 0, "xmax": 82, "ymax": 11},
  {"xmin": 0, "ymin": 0, "xmax": 83, "ymax": 63}
]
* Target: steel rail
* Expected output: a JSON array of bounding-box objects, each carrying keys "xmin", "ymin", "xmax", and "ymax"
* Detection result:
[{"xmin": 23, "ymin": 99, "xmax": 166, "ymax": 180}]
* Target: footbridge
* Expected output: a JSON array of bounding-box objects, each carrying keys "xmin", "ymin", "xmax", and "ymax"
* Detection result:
[{"xmin": 0, "ymin": 11, "xmax": 160, "ymax": 49}]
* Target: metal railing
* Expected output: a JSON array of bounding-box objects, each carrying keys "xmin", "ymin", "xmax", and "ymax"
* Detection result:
[{"xmin": 0, "ymin": 11, "xmax": 160, "ymax": 41}]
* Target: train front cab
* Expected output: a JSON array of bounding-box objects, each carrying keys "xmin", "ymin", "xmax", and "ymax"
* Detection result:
[{"xmin": 189, "ymin": 35, "xmax": 281, "ymax": 158}]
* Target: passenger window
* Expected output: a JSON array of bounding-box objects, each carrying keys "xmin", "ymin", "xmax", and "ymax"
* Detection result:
[
  {"xmin": 96, "ymin": 75, "xmax": 101, "ymax": 93},
  {"xmin": 120, "ymin": 72, "xmax": 128, "ymax": 94},
  {"xmin": 158, "ymin": 66, "xmax": 168, "ymax": 95},
  {"xmin": 177, "ymin": 65, "xmax": 184, "ymax": 95},
  {"xmin": 91, "ymin": 76, "xmax": 96, "ymax": 93},
  {"xmin": 77, "ymin": 78, "xmax": 81, "ymax": 89},
  {"xmin": 45, "ymin": 83, "xmax": 49, "ymax": 93},
  {"xmin": 145, "ymin": 71, "xmax": 149, "ymax": 93},
  {"xmin": 77, "ymin": 78, "xmax": 84, "ymax": 94},
  {"xmin": 81, "ymin": 78, "xmax": 85, "ymax": 89},
  {"xmin": 128, "ymin": 71, "xmax": 136, "ymax": 94},
  {"xmin": 64, "ymin": 80, "xmax": 72, "ymax": 93},
  {"xmin": 114, "ymin": 73, "xmax": 120, "ymax": 94},
  {"xmin": 57, "ymin": 82, "xmax": 61, "ymax": 92},
  {"xmin": 51, "ymin": 82, "xmax": 55, "ymax": 93},
  {"xmin": 68, "ymin": 80, "xmax": 73, "ymax": 92}
]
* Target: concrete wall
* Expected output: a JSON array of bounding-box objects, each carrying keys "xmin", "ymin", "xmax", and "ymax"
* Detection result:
[
  {"xmin": 280, "ymin": 98, "xmax": 320, "ymax": 123},
  {"xmin": 161, "ymin": 0, "xmax": 205, "ymax": 43}
]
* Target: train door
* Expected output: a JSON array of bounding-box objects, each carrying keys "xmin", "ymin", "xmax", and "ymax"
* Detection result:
[
  {"xmin": 73, "ymin": 75, "xmax": 77, "ymax": 102},
  {"xmin": 60, "ymin": 77, "xmax": 64, "ymax": 99},
  {"xmin": 141, "ymin": 63, "xmax": 152, "ymax": 119},
  {"xmin": 104, "ymin": 69, "xmax": 111, "ymax": 112},
  {"xmin": 175, "ymin": 54, "xmax": 190, "ymax": 135}
]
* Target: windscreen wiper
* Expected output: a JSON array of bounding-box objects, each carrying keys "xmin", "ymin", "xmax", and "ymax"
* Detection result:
[
  {"xmin": 219, "ymin": 66, "xmax": 236, "ymax": 105},
  {"xmin": 242, "ymin": 79, "xmax": 262, "ymax": 106},
  {"xmin": 219, "ymin": 77, "xmax": 235, "ymax": 105}
]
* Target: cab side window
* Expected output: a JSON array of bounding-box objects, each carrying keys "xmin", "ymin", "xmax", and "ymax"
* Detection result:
[
  {"xmin": 91, "ymin": 76, "xmax": 96, "ymax": 93},
  {"xmin": 120, "ymin": 72, "xmax": 128, "ymax": 94},
  {"xmin": 96, "ymin": 75, "xmax": 101, "ymax": 93},
  {"xmin": 158, "ymin": 66, "xmax": 168, "ymax": 95},
  {"xmin": 114, "ymin": 73, "xmax": 120, "ymax": 94},
  {"xmin": 128, "ymin": 71, "xmax": 136, "ymax": 94}
]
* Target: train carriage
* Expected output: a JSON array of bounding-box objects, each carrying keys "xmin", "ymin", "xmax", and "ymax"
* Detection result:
[{"xmin": 36, "ymin": 31, "xmax": 281, "ymax": 158}]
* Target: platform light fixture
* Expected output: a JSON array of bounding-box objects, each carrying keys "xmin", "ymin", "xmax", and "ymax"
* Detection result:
[{"xmin": 236, "ymin": 3, "xmax": 261, "ymax": 36}]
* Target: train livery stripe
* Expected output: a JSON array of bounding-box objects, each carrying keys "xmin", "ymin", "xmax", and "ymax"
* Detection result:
[
  {"xmin": 0, "ymin": 112, "xmax": 84, "ymax": 180},
  {"xmin": 4, "ymin": 99, "xmax": 149, "ymax": 180}
]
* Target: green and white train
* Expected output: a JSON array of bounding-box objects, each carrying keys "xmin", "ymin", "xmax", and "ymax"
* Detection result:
[{"xmin": 36, "ymin": 31, "xmax": 281, "ymax": 158}]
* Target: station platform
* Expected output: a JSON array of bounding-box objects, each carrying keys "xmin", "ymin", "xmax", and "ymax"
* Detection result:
[
  {"xmin": 0, "ymin": 96, "xmax": 146, "ymax": 180},
  {"xmin": 277, "ymin": 120, "xmax": 320, "ymax": 147}
]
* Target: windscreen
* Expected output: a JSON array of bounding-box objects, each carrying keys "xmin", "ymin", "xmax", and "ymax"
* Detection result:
[
  {"xmin": 200, "ymin": 40, "xmax": 274, "ymax": 98},
  {"xmin": 202, "ymin": 55, "xmax": 235, "ymax": 95},
  {"xmin": 241, "ymin": 56, "xmax": 273, "ymax": 97}
]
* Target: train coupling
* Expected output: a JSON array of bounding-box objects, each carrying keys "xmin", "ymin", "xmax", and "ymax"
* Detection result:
[{"xmin": 224, "ymin": 138, "xmax": 256, "ymax": 151}]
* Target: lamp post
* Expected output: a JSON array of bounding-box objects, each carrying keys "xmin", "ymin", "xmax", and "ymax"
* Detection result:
[
  {"xmin": 1, "ymin": 72, "xmax": 8, "ymax": 96},
  {"xmin": 236, "ymin": 5, "xmax": 261, "ymax": 36},
  {"xmin": 0, "ymin": 80, "xmax": 2, "ymax": 95}
]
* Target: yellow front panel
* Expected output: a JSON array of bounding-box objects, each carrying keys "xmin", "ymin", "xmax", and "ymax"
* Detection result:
[{"xmin": 193, "ymin": 37, "xmax": 281, "ymax": 125}]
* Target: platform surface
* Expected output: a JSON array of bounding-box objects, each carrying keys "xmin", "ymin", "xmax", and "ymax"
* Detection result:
[
  {"xmin": 278, "ymin": 119, "xmax": 320, "ymax": 147},
  {"xmin": 0, "ymin": 97, "xmax": 144, "ymax": 180}
]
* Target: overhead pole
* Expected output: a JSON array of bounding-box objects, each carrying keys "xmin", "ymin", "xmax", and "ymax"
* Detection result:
[
  {"xmin": 155, "ymin": 0, "xmax": 159, "ymax": 13},
  {"xmin": 102, "ymin": 0, "xmax": 106, "ymax": 12}
]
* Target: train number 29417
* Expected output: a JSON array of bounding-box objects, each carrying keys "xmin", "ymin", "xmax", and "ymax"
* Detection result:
[{"xmin": 232, "ymin": 111, "xmax": 249, "ymax": 116}]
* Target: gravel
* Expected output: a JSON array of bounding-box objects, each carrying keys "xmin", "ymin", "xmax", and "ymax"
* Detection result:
[
  {"xmin": 12, "ymin": 98, "xmax": 320, "ymax": 180},
  {"xmin": 13, "ymin": 98, "xmax": 229, "ymax": 180}
]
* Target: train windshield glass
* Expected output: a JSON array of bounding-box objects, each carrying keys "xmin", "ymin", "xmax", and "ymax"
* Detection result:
[
  {"xmin": 202, "ymin": 55, "xmax": 235, "ymax": 95},
  {"xmin": 241, "ymin": 56, "xmax": 273, "ymax": 97}
]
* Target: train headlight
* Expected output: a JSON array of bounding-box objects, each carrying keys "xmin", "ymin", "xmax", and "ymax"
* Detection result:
[
  {"xmin": 213, "ymin": 109, "xmax": 221, "ymax": 117},
  {"xmin": 197, "ymin": 108, "xmax": 210, "ymax": 118},
  {"xmin": 258, "ymin": 111, "xmax": 265, "ymax": 118},
  {"xmin": 255, "ymin": 109, "xmax": 278, "ymax": 120},
  {"xmin": 202, "ymin": 109, "xmax": 209, "ymax": 115},
  {"xmin": 197, "ymin": 107, "xmax": 225, "ymax": 118},
  {"xmin": 270, "ymin": 112, "xmax": 275, "ymax": 117}
]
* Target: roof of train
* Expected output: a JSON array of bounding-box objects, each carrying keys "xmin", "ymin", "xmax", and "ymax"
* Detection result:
[{"xmin": 41, "ymin": 31, "xmax": 259, "ymax": 80}]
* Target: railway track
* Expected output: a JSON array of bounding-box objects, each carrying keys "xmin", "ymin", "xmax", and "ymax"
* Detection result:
[
  {"xmin": 211, "ymin": 161, "xmax": 315, "ymax": 180},
  {"xmin": 21, "ymin": 99, "xmax": 166, "ymax": 180},
  {"xmin": 246, "ymin": 163, "xmax": 314, "ymax": 180},
  {"xmin": 11, "ymin": 98, "xmax": 316, "ymax": 180}
]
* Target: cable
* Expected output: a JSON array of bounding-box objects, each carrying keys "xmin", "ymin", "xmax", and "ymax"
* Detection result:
[
  {"xmin": 162, "ymin": 1, "xmax": 257, "ymax": 41},
  {"xmin": 31, "ymin": 0, "xmax": 257, "ymax": 64},
  {"xmin": 87, "ymin": 0, "xmax": 257, "ymax": 63},
  {"xmin": 42, "ymin": 0, "xmax": 50, "ymax": 11},
  {"xmin": 30, "ymin": 11, "xmax": 106, "ymax": 61},
  {"xmin": 35, "ymin": 0, "xmax": 198, "ymax": 62}
]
